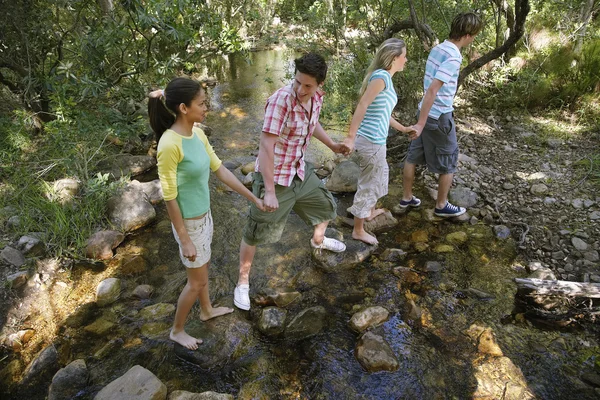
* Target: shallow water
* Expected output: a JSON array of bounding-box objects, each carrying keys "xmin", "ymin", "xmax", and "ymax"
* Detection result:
[{"xmin": 3, "ymin": 50, "xmax": 599, "ymax": 399}]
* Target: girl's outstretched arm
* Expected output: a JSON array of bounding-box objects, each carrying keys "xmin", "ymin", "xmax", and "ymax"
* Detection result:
[{"xmin": 214, "ymin": 165, "xmax": 265, "ymax": 211}]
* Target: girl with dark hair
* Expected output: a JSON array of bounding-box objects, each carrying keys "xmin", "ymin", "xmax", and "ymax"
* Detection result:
[
  {"xmin": 148, "ymin": 77, "xmax": 265, "ymax": 350},
  {"xmin": 343, "ymin": 39, "xmax": 416, "ymax": 245}
]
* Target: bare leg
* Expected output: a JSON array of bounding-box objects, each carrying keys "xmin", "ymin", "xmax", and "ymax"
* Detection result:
[
  {"xmin": 366, "ymin": 207, "xmax": 386, "ymax": 221},
  {"xmin": 238, "ymin": 239, "xmax": 256, "ymax": 286},
  {"xmin": 352, "ymin": 216, "xmax": 378, "ymax": 245},
  {"xmin": 312, "ymin": 221, "xmax": 329, "ymax": 245},
  {"xmin": 436, "ymin": 173, "xmax": 454, "ymax": 209},
  {"xmin": 197, "ymin": 264, "xmax": 233, "ymax": 321},
  {"xmin": 170, "ymin": 265, "xmax": 208, "ymax": 350},
  {"xmin": 402, "ymin": 162, "xmax": 416, "ymax": 201}
]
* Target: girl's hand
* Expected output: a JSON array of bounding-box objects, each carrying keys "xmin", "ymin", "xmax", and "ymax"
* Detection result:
[
  {"xmin": 254, "ymin": 197, "xmax": 266, "ymax": 212},
  {"xmin": 182, "ymin": 240, "xmax": 197, "ymax": 262}
]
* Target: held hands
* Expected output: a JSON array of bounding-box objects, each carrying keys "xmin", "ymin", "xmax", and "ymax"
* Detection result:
[
  {"xmin": 340, "ymin": 137, "xmax": 355, "ymax": 156},
  {"xmin": 405, "ymin": 124, "xmax": 422, "ymax": 140},
  {"xmin": 330, "ymin": 142, "xmax": 353, "ymax": 156},
  {"xmin": 254, "ymin": 197, "xmax": 266, "ymax": 212},
  {"xmin": 263, "ymin": 191, "xmax": 279, "ymax": 213}
]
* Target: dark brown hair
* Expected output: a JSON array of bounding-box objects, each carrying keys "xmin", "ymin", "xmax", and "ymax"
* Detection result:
[
  {"xmin": 449, "ymin": 12, "xmax": 483, "ymax": 40},
  {"xmin": 148, "ymin": 77, "xmax": 203, "ymax": 143},
  {"xmin": 294, "ymin": 53, "xmax": 328, "ymax": 84}
]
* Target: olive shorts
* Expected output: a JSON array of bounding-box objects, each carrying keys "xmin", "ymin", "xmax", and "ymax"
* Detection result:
[
  {"xmin": 242, "ymin": 167, "xmax": 337, "ymax": 246},
  {"xmin": 406, "ymin": 111, "xmax": 458, "ymax": 174}
]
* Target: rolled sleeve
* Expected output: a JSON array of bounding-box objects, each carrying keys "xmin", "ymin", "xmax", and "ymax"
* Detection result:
[{"xmin": 262, "ymin": 91, "xmax": 290, "ymax": 136}]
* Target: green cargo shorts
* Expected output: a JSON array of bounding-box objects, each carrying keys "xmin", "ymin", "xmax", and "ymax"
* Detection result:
[{"xmin": 242, "ymin": 167, "xmax": 337, "ymax": 246}]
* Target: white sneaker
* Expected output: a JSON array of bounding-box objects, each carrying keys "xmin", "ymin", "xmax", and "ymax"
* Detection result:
[
  {"xmin": 310, "ymin": 237, "xmax": 346, "ymax": 253},
  {"xmin": 234, "ymin": 284, "xmax": 250, "ymax": 310}
]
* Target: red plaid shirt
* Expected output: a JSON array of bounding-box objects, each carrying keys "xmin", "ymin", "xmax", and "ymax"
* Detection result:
[{"xmin": 255, "ymin": 84, "xmax": 324, "ymax": 187}]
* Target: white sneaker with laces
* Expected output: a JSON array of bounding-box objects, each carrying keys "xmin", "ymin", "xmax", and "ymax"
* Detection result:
[
  {"xmin": 234, "ymin": 284, "xmax": 250, "ymax": 310},
  {"xmin": 310, "ymin": 237, "xmax": 346, "ymax": 253}
]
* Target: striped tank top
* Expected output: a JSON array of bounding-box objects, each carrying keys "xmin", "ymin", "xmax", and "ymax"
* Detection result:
[{"xmin": 357, "ymin": 69, "xmax": 398, "ymax": 145}]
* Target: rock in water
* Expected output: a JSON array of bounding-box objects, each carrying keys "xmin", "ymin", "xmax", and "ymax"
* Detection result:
[
  {"xmin": 94, "ymin": 365, "xmax": 166, "ymax": 400},
  {"xmin": 257, "ymin": 307, "xmax": 287, "ymax": 336},
  {"xmin": 85, "ymin": 230, "xmax": 125, "ymax": 260},
  {"xmin": 285, "ymin": 306, "xmax": 327, "ymax": 340},
  {"xmin": 349, "ymin": 306, "xmax": 389, "ymax": 332},
  {"xmin": 355, "ymin": 332, "xmax": 399, "ymax": 372},
  {"xmin": 312, "ymin": 239, "xmax": 376, "ymax": 273}
]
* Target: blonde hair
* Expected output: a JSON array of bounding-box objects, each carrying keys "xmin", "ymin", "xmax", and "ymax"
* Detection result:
[{"xmin": 359, "ymin": 38, "xmax": 406, "ymax": 97}]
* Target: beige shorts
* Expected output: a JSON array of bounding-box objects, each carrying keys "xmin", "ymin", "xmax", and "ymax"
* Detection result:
[
  {"xmin": 348, "ymin": 135, "xmax": 389, "ymax": 219},
  {"xmin": 172, "ymin": 210, "xmax": 213, "ymax": 268}
]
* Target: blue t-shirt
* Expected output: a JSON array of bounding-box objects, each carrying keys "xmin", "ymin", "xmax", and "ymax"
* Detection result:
[{"xmin": 357, "ymin": 69, "xmax": 398, "ymax": 145}]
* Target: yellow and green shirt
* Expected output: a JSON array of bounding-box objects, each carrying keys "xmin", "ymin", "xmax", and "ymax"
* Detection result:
[{"xmin": 157, "ymin": 127, "xmax": 222, "ymax": 219}]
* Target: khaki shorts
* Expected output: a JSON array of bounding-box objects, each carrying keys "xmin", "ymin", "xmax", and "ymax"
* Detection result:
[
  {"xmin": 172, "ymin": 210, "xmax": 213, "ymax": 268},
  {"xmin": 348, "ymin": 135, "xmax": 389, "ymax": 219},
  {"xmin": 406, "ymin": 111, "xmax": 458, "ymax": 174},
  {"xmin": 243, "ymin": 167, "xmax": 337, "ymax": 246}
]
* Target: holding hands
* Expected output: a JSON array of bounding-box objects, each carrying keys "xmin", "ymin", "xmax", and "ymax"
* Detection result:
[
  {"xmin": 263, "ymin": 191, "xmax": 279, "ymax": 213},
  {"xmin": 404, "ymin": 124, "xmax": 420, "ymax": 140}
]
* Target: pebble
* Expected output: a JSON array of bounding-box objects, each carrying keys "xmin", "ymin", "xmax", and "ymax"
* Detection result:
[
  {"xmin": 503, "ymin": 183, "xmax": 515, "ymax": 190},
  {"xmin": 571, "ymin": 237, "xmax": 589, "ymax": 251}
]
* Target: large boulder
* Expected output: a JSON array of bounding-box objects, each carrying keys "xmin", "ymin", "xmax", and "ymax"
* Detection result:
[
  {"xmin": 48, "ymin": 359, "xmax": 88, "ymax": 400},
  {"xmin": 85, "ymin": 230, "xmax": 125, "ymax": 260},
  {"xmin": 94, "ymin": 365, "xmax": 167, "ymax": 400},
  {"xmin": 129, "ymin": 179, "xmax": 163, "ymax": 204},
  {"xmin": 355, "ymin": 332, "xmax": 399, "ymax": 372},
  {"xmin": 326, "ymin": 160, "xmax": 360, "ymax": 192},
  {"xmin": 449, "ymin": 187, "xmax": 478, "ymax": 208},
  {"xmin": 21, "ymin": 344, "xmax": 59, "ymax": 385},
  {"xmin": 312, "ymin": 239, "xmax": 376, "ymax": 273},
  {"xmin": 174, "ymin": 314, "xmax": 255, "ymax": 369},
  {"xmin": 107, "ymin": 185, "xmax": 156, "ymax": 232},
  {"xmin": 99, "ymin": 155, "xmax": 157, "ymax": 180}
]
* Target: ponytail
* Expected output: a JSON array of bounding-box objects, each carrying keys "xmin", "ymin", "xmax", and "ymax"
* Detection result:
[{"xmin": 147, "ymin": 77, "xmax": 203, "ymax": 143}]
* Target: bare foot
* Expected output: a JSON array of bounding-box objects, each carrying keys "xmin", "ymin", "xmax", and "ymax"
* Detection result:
[
  {"xmin": 366, "ymin": 208, "xmax": 386, "ymax": 222},
  {"xmin": 199, "ymin": 306, "xmax": 234, "ymax": 322},
  {"xmin": 352, "ymin": 230, "xmax": 378, "ymax": 245},
  {"xmin": 170, "ymin": 329, "xmax": 202, "ymax": 350}
]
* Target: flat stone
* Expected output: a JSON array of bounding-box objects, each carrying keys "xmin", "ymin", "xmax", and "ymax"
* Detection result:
[
  {"xmin": 584, "ymin": 251, "xmax": 600, "ymax": 262},
  {"xmin": 85, "ymin": 230, "xmax": 125, "ymax": 260},
  {"xmin": 493, "ymin": 225, "xmax": 511, "ymax": 240},
  {"xmin": 449, "ymin": 187, "xmax": 478, "ymax": 208},
  {"xmin": 349, "ymin": 306, "xmax": 389, "ymax": 332},
  {"xmin": 139, "ymin": 303, "xmax": 175, "ymax": 320},
  {"xmin": 380, "ymin": 248, "xmax": 407, "ymax": 262},
  {"xmin": 502, "ymin": 183, "xmax": 515, "ymax": 190},
  {"xmin": 94, "ymin": 365, "xmax": 167, "ymax": 400},
  {"xmin": 446, "ymin": 231, "xmax": 468, "ymax": 245},
  {"xmin": 312, "ymin": 239, "xmax": 376, "ymax": 273},
  {"xmin": 168, "ymin": 391, "xmax": 234, "ymax": 400},
  {"xmin": 434, "ymin": 244, "xmax": 454, "ymax": 253},
  {"xmin": 355, "ymin": 332, "xmax": 399, "ymax": 372},
  {"xmin": 133, "ymin": 284, "xmax": 154, "ymax": 299},
  {"xmin": 530, "ymin": 184, "xmax": 548, "ymax": 196},
  {"xmin": 1, "ymin": 246, "xmax": 26, "ymax": 267},
  {"xmin": 363, "ymin": 210, "xmax": 398, "ymax": 232},
  {"xmin": 140, "ymin": 322, "xmax": 170, "ymax": 337},
  {"xmin": 425, "ymin": 261, "xmax": 443, "ymax": 272},
  {"xmin": 84, "ymin": 318, "xmax": 116, "ymax": 336},
  {"xmin": 285, "ymin": 306, "xmax": 327, "ymax": 340},
  {"xmin": 572, "ymin": 237, "xmax": 589, "ymax": 251},
  {"xmin": 411, "ymin": 230, "xmax": 428, "ymax": 243}
]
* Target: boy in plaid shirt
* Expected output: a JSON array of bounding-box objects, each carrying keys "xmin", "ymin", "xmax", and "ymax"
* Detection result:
[{"xmin": 234, "ymin": 53, "xmax": 348, "ymax": 310}]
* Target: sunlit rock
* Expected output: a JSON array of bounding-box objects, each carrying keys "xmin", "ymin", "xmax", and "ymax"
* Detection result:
[
  {"xmin": 285, "ymin": 306, "xmax": 327, "ymax": 340},
  {"xmin": 139, "ymin": 303, "xmax": 175, "ymax": 320},
  {"xmin": 107, "ymin": 185, "xmax": 156, "ymax": 232},
  {"xmin": 257, "ymin": 306, "xmax": 287, "ymax": 336},
  {"xmin": 48, "ymin": 359, "xmax": 88, "ymax": 400},
  {"xmin": 241, "ymin": 161, "xmax": 256, "ymax": 175},
  {"xmin": 349, "ymin": 306, "xmax": 389, "ymax": 332},
  {"xmin": 174, "ymin": 314, "xmax": 255, "ymax": 369},
  {"xmin": 141, "ymin": 322, "xmax": 170, "ymax": 338},
  {"xmin": 411, "ymin": 230, "xmax": 428, "ymax": 243},
  {"xmin": 530, "ymin": 183, "xmax": 548, "ymax": 196},
  {"xmin": 51, "ymin": 178, "xmax": 80, "ymax": 204},
  {"xmin": 472, "ymin": 357, "xmax": 535, "ymax": 399},
  {"xmin": 326, "ymin": 160, "xmax": 360, "ymax": 192},
  {"xmin": 169, "ymin": 390, "xmax": 234, "ymax": 400},
  {"xmin": 4, "ymin": 329, "xmax": 34, "ymax": 352},
  {"xmin": 96, "ymin": 278, "xmax": 121, "ymax": 306},
  {"xmin": 6, "ymin": 271, "xmax": 29, "ymax": 289},
  {"xmin": 355, "ymin": 331, "xmax": 399, "ymax": 372},
  {"xmin": 434, "ymin": 244, "xmax": 454, "ymax": 253},
  {"xmin": 85, "ymin": 230, "xmax": 124, "ymax": 260},
  {"xmin": 466, "ymin": 325, "xmax": 503, "ymax": 356},
  {"xmin": 312, "ymin": 238, "xmax": 376, "ymax": 272},
  {"xmin": 94, "ymin": 365, "xmax": 167, "ymax": 400}
]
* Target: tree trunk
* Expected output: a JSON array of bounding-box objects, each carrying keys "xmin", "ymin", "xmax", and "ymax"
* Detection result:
[
  {"xmin": 514, "ymin": 278, "xmax": 600, "ymax": 327},
  {"xmin": 574, "ymin": 0, "xmax": 596, "ymax": 55},
  {"xmin": 459, "ymin": 0, "xmax": 530, "ymax": 85}
]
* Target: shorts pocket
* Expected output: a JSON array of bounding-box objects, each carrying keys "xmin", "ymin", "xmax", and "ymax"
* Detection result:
[{"xmin": 435, "ymin": 146, "xmax": 459, "ymax": 173}]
